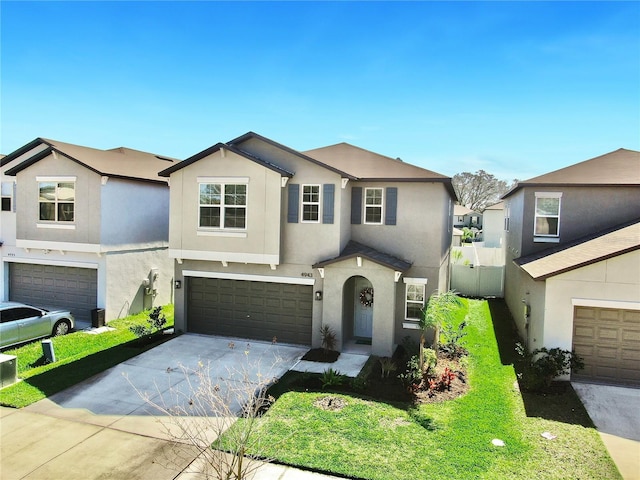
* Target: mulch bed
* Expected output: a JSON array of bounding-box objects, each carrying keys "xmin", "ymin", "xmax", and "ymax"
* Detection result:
[
  {"xmin": 301, "ymin": 348, "xmax": 340, "ymax": 363},
  {"xmin": 279, "ymin": 347, "xmax": 469, "ymax": 405}
]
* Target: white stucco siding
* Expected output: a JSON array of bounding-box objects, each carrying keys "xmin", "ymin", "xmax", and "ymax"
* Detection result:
[
  {"xmin": 101, "ymin": 178, "xmax": 169, "ymax": 246},
  {"xmin": 104, "ymin": 247, "xmax": 173, "ymax": 321},
  {"xmin": 543, "ymin": 250, "xmax": 640, "ymax": 351}
]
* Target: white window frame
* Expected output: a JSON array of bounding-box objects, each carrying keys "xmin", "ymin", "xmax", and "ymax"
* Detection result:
[
  {"xmin": 37, "ymin": 176, "xmax": 76, "ymax": 223},
  {"xmin": 534, "ymin": 192, "xmax": 562, "ymax": 241},
  {"xmin": 402, "ymin": 278, "xmax": 428, "ymax": 328},
  {"xmin": 301, "ymin": 184, "xmax": 321, "ymax": 223},
  {"xmin": 364, "ymin": 187, "xmax": 384, "ymax": 225},
  {"xmin": 198, "ymin": 179, "xmax": 248, "ymax": 231}
]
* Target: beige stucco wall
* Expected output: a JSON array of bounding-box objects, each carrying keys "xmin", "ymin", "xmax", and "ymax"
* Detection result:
[
  {"xmin": 168, "ymin": 149, "xmax": 282, "ymax": 264},
  {"xmin": 280, "ymin": 166, "xmax": 343, "ymax": 265},
  {"xmin": 15, "ymin": 154, "xmax": 102, "ymax": 244},
  {"xmin": 543, "ymin": 250, "xmax": 640, "ymax": 351},
  {"xmin": 321, "ymin": 259, "xmax": 397, "ymax": 357}
]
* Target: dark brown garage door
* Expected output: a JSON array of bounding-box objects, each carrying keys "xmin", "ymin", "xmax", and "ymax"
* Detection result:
[
  {"xmin": 187, "ymin": 277, "xmax": 312, "ymax": 345},
  {"xmin": 9, "ymin": 263, "xmax": 98, "ymax": 322},
  {"xmin": 572, "ymin": 306, "xmax": 640, "ymax": 386}
]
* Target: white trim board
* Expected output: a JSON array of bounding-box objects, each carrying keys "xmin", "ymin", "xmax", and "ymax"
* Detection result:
[
  {"xmin": 572, "ymin": 298, "xmax": 640, "ymax": 311},
  {"xmin": 168, "ymin": 249, "xmax": 279, "ymax": 265},
  {"xmin": 182, "ymin": 270, "xmax": 315, "ymax": 286},
  {"xmin": 2, "ymin": 256, "xmax": 99, "ymax": 269}
]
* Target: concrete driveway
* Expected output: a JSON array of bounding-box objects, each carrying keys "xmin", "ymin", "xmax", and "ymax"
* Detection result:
[
  {"xmin": 1, "ymin": 334, "xmax": 323, "ymax": 480},
  {"xmin": 573, "ymin": 382, "xmax": 640, "ymax": 480},
  {"xmin": 45, "ymin": 333, "xmax": 309, "ymax": 417}
]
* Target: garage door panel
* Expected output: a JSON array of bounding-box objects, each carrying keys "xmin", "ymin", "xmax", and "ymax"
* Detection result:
[
  {"xmin": 573, "ymin": 306, "xmax": 640, "ymax": 386},
  {"xmin": 187, "ymin": 277, "xmax": 312, "ymax": 345},
  {"xmin": 10, "ymin": 263, "xmax": 97, "ymax": 322},
  {"xmin": 622, "ymin": 329, "xmax": 640, "ymax": 342}
]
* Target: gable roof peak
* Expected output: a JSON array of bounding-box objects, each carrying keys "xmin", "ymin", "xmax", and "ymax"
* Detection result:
[{"xmin": 503, "ymin": 148, "xmax": 640, "ymax": 198}]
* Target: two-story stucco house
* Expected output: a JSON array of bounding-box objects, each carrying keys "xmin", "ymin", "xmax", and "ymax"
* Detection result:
[
  {"xmin": 503, "ymin": 148, "xmax": 640, "ymax": 386},
  {"xmin": 1, "ymin": 138, "xmax": 175, "ymax": 323},
  {"xmin": 160, "ymin": 132, "xmax": 456, "ymax": 357}
]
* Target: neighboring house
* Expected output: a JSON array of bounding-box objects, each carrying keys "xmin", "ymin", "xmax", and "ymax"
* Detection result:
[
  {"xmin": 503, "ymin": 148, "xmax": 640, "ymax": 386},
  {"xmin": 0, "ymin": 138, "xmax": 175, "ymax": 323},
  {"xmin": 160, "ymin": 132, "xmax": 457, "ymax": 357},
  {"xmin": 478, "ymin": 201, "xmax": 505, "ymax": 248},
  {"xmin": 453, "ymin": 204, "xmax": 482, "ymax": 229}
]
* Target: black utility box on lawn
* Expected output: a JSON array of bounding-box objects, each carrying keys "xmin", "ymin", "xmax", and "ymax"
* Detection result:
[{"xmin": 91, "ymin": 308, "xmax": 105, "ymax": 328}]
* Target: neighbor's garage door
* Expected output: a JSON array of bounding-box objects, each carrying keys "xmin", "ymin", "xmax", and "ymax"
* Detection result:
[
  {"xmin": 9, "ymin": 263, "xmax": 98, "ymax": 322},
  {"xmin": 187, "ymin": 277, "xmax": 312, "ymax": 345},
  {"xmin": 572, "ymin": 306, "xmax": 640, "ymax": 386}
]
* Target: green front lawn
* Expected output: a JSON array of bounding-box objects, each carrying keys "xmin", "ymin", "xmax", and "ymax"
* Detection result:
[
  {"xmin": 0, "ymin": 305, "xmax": 174, "ymax": 408},
  {"xmin": 237, "ymin": 299, "xmax": 620, "ymax": 480}
]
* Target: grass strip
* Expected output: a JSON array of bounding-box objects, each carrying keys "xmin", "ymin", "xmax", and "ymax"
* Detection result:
[{"xmin": 0, "ymin": 305, "xmax": 174, "ymax": 408}]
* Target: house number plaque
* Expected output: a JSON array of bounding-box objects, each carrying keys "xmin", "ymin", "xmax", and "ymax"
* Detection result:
[{"xmin": 301, "ymin": 272, "xmax": 313, "ymax": 278}]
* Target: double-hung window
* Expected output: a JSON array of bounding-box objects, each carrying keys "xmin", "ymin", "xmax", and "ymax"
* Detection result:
[
  {"xmin": 38, "ymin": 180, "xmax": 75, "ymax": 222},
  {"xmin": 301, "ymin": 185, "xmax": 320, "ymax": 222},
  {"xmin": 199, "ymin": 182, "xmax": 247, "ymax": 229},
  {"xmin": 534, "ymin": 192, "xmax": 561, "ymax": 240},
  {"xmin": 403, "ymin": 278, "xmax": 428, "ymax": 328},
  {"xmin": 364, "ymin": 188, "xmax": 383, "ymax": 224}
]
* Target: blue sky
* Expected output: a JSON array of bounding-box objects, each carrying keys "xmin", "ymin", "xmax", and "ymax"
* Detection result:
[{"xmin": 1, "ymin": 1, "xmax": 638, "ymax": 180}]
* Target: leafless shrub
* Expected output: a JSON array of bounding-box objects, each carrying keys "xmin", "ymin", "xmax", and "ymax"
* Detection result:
[{"xmin": 126, "ymin": 346, "xmax": 286, "ymax": 479}]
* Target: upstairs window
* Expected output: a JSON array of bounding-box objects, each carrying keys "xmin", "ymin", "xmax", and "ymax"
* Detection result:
[
  {"xmin": 199, "ymin": 183, "xmax": 247, "ymax": 229},
  {"xmin": 1, "ymin": 182, "xmax": 13, "ymax": 212},
  {"xmin": 534, "ymin": 192, "xmax": 561, "ymax": 238},
  {"xmin": 39, "ymin": 181, "xmax": 75, "ymax": 222},
  {"xmin": 364, "ymin": 188, "xmax": 383, "ymax": 224},
  {"xmin": 301, "ymin": 185, "xmax": 320, "ymax": 222}
]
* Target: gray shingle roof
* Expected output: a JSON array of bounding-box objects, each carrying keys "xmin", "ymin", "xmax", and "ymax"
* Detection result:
[
  {"xmin": 515, "ymin": 219, "xmax": 640, "ymax": 280},
  {"xmin": 313, "ymin": 240, "xmax": 412, "ymax": 271}
]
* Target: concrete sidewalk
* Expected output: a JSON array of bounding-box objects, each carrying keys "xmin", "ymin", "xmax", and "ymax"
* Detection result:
[{"xmin": 1, "ymin": 404, "xmax": 343, "ymax": 479}]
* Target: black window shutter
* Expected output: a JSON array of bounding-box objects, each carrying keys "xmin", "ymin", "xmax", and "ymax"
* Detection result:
[
  {"xmin": 385, "ymin": 187, "xmax": 398, "ymax": 225},
  {"xmin": 288, "ymin": 183, "xmax": 299, "ymax": 223},
  {"xmin": 323, "ymin": 184, "xmax": 335, "ymax": 224},
  {"xmin": 351, "ymin": 187, "xmax": 362, "ymax": 224}
]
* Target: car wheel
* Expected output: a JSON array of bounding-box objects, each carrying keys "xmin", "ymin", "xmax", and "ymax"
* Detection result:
[{"xmin": 52, "ymin": 319, "xmax": 71, "ymax": 336}]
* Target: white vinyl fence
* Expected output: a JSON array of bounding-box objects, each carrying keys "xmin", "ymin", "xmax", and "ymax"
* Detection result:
[{"xmin": 450, "ymin": 245, "xmax": 505, "ymax": 297}]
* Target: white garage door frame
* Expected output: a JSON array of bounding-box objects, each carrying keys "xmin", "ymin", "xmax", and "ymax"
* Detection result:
[{"xmin": 181, "ymin": 269, "xmax": 316, "ymax": 286}]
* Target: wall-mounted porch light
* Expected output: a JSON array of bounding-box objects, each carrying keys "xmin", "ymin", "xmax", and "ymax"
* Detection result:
[
  {"xmin": 315, "ymin": 291, "xmax": 323, "ymax": 301},
  {"xmin": 175, "ymin": 280, "xmax": 182, "ymax": 289}
]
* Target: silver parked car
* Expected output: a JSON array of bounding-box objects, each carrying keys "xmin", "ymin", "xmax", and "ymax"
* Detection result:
[{"xmin": 0, "ymin": 302, "xmax": 75, "ymax": 349}]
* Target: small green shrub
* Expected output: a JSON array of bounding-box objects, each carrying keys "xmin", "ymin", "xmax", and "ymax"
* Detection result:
[
  {"xmin": 319, "ymin": 325, "xmax": 337, "ymax": 353},
  {"xmin": 350, "ymin": 375, "xmax": 368, "ymax": 392},
  {"xmin": 320, "ymin": 368, "xmax": 345, "ymax": 389},
  {"xmin": 129, "ymin": 306, "xmax": 167, "ymax": 338},
  {"xmin": 516, "ymin": 343, "xmax": 585, "ymax": 391},
  {"xmin": 422, "ymin": 347, "xmax": 438, "ymax": 373},
  {"xmin": 440, "ymin": 320, "xmax": 468, "ymax": 358},
  {"xmin": 379, "ymin": 357, "xmax": 397, "ymax": 379},
  {"xmin": 398, "ymin": 355, "xmax": 422, "ymax": 390}
]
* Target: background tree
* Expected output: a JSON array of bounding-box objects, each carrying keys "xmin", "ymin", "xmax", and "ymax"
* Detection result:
[{"xmin": 452, "ymin": 170, "xmax": 517, "ymax": 212}]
